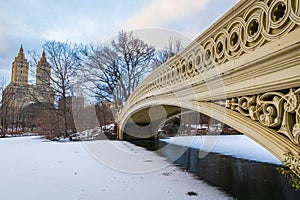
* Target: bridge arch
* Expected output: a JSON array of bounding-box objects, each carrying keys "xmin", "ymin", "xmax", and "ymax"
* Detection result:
[
  {"xmin": 117, "ymin": 0, "xmax": 300, "ymax": 164},
  {"xmin": 119, "ymin": 96, "xmax": 299, "ymax": 162}
]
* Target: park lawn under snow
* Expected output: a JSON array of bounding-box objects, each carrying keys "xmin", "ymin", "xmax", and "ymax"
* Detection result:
[
  {"xmin": 0, "ymin": 136, "xmax": 233, "ymax": 200},
  {"xmin": 161, "ymin": 135, "xmax": 282, "ymax": 165}
]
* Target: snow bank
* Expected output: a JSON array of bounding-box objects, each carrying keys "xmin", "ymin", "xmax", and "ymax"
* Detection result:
[
  {"xmin": 161, "ymin": 135, "xmax": 282, "ymax": 165},
  {"xmin": 0, "ymin": 136, "xmax": 233, "ymax": 200}
]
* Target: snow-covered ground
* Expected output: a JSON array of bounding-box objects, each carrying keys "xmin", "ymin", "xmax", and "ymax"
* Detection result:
[
  {"xmin": 0, "ymin": 136, "xmax": 233, "ymax": 200},
  {"xmin": 161, "ymin": 135, "xmax": 282, "ymax": 165}
]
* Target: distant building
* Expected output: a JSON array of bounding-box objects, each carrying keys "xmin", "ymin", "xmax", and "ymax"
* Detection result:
[{"xmin": 1, "ymin": 45, "xmax": 54, "ymax": 132}]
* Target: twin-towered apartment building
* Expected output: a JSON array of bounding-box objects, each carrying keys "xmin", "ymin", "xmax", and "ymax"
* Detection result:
[{"xmin": 1, "ymin": 46, "xmax": 54, "ymax": 129}]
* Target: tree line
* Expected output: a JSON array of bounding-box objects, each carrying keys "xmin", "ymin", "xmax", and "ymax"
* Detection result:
[{"xmin": 0, "ymin": 31, "xmax": 183, "ymax": 139}]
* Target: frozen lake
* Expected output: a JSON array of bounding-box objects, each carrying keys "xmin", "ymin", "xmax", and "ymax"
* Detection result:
[
  {"xmin": 0, "ymin": 136, "xmax": 232, "ymax": 200},
  {"xmin": 131, "ymin": 135, "xmax": 300, "ymax": 200}
]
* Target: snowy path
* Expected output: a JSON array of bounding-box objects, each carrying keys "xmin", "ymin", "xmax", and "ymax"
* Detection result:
[{"xmin": 0, "ymin": 136, "xmax": 232, "ymax": 200}]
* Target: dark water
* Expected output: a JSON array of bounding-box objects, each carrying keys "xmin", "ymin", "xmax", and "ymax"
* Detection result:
[{"xmin": 131, "ymin": 140, "xmax": 300, "ymax": 200}]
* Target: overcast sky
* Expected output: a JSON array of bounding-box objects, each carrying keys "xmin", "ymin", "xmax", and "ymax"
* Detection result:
[{"xmin": 0, "ymin": 0, "xmax": 239, "ymax": 83}]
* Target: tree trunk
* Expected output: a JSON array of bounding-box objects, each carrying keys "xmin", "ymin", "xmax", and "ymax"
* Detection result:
[{"xmin": 62, "ymin": 95, "xmax": 69, "ymax": 138}]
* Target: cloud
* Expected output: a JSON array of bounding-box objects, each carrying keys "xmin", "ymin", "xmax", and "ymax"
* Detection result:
[
  {"xmin": 41, "ymin": 18, "xmax": 99, "ymax": 42},
  {"xmin": 124, "ymin": 0, "xmax": 209, "ymax": 29},
  {"xmin": 0, "ymin": 0, "xmax": 240, "ymax": 83}
]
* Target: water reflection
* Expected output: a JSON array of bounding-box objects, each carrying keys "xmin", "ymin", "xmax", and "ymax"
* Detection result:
[{"xmin": 131, "ymin": 140, "xmax": 300, "ymax": 200}]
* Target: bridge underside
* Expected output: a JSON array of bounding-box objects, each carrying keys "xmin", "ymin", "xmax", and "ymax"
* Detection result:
[
  {"xmin": 122, "ymin": 105, "xmax": 184, "ymax": 140},
  {"xmin": 120, "ymin": 98, "xmax": 300, "ymax": 162}
]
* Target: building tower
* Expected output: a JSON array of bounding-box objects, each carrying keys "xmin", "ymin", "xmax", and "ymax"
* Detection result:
[
  {"xmin": 11, "ymin": 45, "xmax": 29, "ymax": 85},
  {"xmin": 36, "ymin": 51, "xmax": 51, "ymax": 86},
  {"xmin": 2, "ymin": 46, "xmax": 55, "ymax": 133}
]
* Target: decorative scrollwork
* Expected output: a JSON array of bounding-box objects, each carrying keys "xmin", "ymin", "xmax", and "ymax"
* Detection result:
[
  {"xmin": 226, "ymin": 88, "xmax": 300, "ymax": 145},
  {"xmin": 273, "ymin": 2, "xmax": 286, "ymax": 21},
  {"xmin": 230, "ymin": 32, "xmax": 239, "ymax": 47},
  {"xmin": 200, "ymin": 0, "xmax": 300, "ymax": 65},
  {"xmin": 248, "ymin": 19, "xmax": 260, "ymax": 36}
]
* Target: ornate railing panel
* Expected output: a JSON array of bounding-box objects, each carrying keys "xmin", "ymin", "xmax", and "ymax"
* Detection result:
[
  {"xmin": 201, "ymin": 0, "xmax": 300, "ymax": 65},
  {"xmin": 125, "ymin": 0, "xmax": 300, "ymax": 107},
  {"xmin": 226, "ymin": 88, "xmax": 300, "ymax": 145}
]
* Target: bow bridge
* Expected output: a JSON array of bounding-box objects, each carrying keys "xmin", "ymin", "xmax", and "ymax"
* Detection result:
[{"xmin": 116, "ymin": 0, "xmax": 300, "ymax": 162}]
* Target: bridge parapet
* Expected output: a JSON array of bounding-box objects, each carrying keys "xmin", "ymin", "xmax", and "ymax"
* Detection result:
[{"xmin": 125, "ymin": 0, "xmax": 300, "ymax": 107}]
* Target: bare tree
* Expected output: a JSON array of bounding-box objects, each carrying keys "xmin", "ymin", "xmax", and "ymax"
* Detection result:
[
  {"xmin": 0, "ymin": 81, "xmax": 23, "ymax": 135},
  {"xmin": 95, "ymin": 103, "xmax": 114, "ymax": 128},
  {"xmin": 1, "ymin": 86, "xmax": 27, "ymax": 135},
  {"xmin": 168, "ymin": 36, "xmax": 183, "ymax": 55},
  {"xmin": 28, "ymin": 41, "xmax": 86, "ymax": 137},
  {"xmin": 44, "ymin": 40, "xmax": 86, "ymax": 137},
  {"xmin": 151, "ymin": 50, "xmax": 169, "ymax": 70},
  {"xmin": 0, "ymin": 78, "xmax": 7, "ymax": 135},
  {"xmin": 152, "ymin": 36, "xmax": 184, "ymax": 69},
  {"xmin": 80, "ymin": 31, "xmax": 155, "ymax": 110}
]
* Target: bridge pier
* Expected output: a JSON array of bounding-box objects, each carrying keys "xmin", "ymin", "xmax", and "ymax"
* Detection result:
[{"xmin": 118, "ymin": 122, "xmax": 160, "ymax": 140}]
